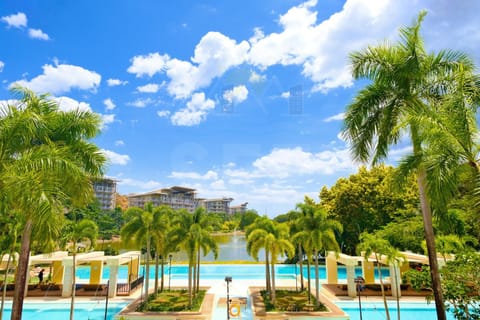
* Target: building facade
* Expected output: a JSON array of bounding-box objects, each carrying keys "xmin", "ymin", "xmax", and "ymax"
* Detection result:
[
  {"xmin": 199, "ymin": 197, "xmax": 233, "ymax": 214},
  {"xmin": 229, "ymin": 202, "xmax": 248, "ymax": 214},
  {"xmin": 127, "ymin": 186, "xmax": 197, "ymax": 212},
  {"xmin": 93, "ymin": 178, "xmax": 117, "ymax": 211}
]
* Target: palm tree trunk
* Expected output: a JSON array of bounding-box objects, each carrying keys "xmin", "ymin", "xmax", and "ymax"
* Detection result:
[
  {"xmin": 375, "ymin": 254, "xmax": 390, "ymax": 320},
  {"xmin": 154, "ymin": 252, "xmax": 159, "ymax": 296},
  {"xmin": 144, "ymin": 240, "xmax": 150, "ymax": 300},
  {"xmin": 1, "ymin": 252, "xmax": 13, "ymax": 320},
  {"xmin": 193, "ymin": 250, "xmax": 197, "ymax": 296},
  {"xmin": 188, "ymin": 259, "xmax": 193, "ymax": 308},
  {"xmin": 196, "ymin": 249, "xmax": 201, "ymax": 294},
  {"xmin": 69, "ymin": 250, "xmax": 77, "ymax": 320},
  {"xmin": 417, "ymin": 169, "xmax": 447, "ymax": 320},
  {"xmin": 298, "ymin": 244, "xmax": 304, "ymax": 291},
  {"xmin": 270, "ymin": 258, "xmax": 276, "ymax": 305},
  {"xmin": 160, "ymin": 255, "xmax": 164, "ymax": 292},
  {"xmin": 11, "ymin": 218, "xmax": 33, "ymax": 320},
  {"xmin": 265, "ymin": 249, "xmax": 271, "ymax": 294},
  {"xmin": 314, "ymin": 249, "xmax": 320, "ymax": 307},
  {"xmin": 307, "ymin": 258, "xmax": 311, "ymax": 304}
]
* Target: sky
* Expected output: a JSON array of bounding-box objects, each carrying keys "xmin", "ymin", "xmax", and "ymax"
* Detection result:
[{"xmin": 1, "ymin": 0, "xmax": 480, "ymax": 217}]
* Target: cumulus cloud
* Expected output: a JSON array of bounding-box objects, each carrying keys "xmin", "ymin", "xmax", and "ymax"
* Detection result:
[
  {"xmin": 107, "ymin": 78, "xmax": 127, "ymax": 86},
  {"xmin": 127, "ymin": 52, "xmax": 169, "ymax": 77},
  {"xmin": 114, "ymin": 140, "xmax": 125, "ymax": 146},
  {"xmin": 101, "ymin": 114, "xmax": 115, "ymax": 125},
  {"xmin": 53, "ymin": 96, "xmax": 92, "ymax": 112},
  {"xmin": 118, "ymin": 178, "xmax": 162, "ymax": 190},
  {"xmin": 1, "ymin": 12, "xmax": 27, "ymax": 28},
  {"xmin": 280, "ymin": 91, "xmax": 290, "ymax": 99},
  {"xmin": 28, "ymin": 28, "xmax": 49, "ymax": 40},
  {"xmin": 127, "ymin": 98, "xmax": 154, "ymax": 108},
  {"xmin": 13, "ymin": 63, "xmax": 101, "ymax": 94},
  {"xmin": 0, "ymin": 61, "xmax": 4, "ymax": 72},
  {"xmin": 157, "ymin": 110, "xmax": 170, "ymax": 118},
  {"xmin": 101, "ymin": 149, "xmax": 130, "ymax": 165},
  {"xmin": 170, "ymin": 92, "xmax": 215, "ymax": 126},
  {"xmin": 324, "ymin": 112, "xmax": 345, "ymax": 122},
  {"xmin": 137, "ymin": 83, "xmax": 159, "ymax": 93},
  {"xmin": 223, "ymin": 85, "xmax": 248, "ymax": 105},
  {"xmin": 170, "ymin": 170, "xmax": 218, "ymax": 180},
  {"xmin": 248, "ymin": 70, "xmax": 266, "ymax": 83},
  {"xmin": 103, "ymin": 98, "xmax": 116, "ymax": 110}
]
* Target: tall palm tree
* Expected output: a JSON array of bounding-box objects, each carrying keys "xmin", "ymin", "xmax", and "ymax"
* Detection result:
[
  {"xmin": 121, "ymin": 203, "xmax": 155, "ymax": 300},
  {"xmin": 342, "ymin": 12, "xmax": 477, "ymax": 320},
  {"xmin": 0, "ymin": 87, "xmax": 106, "ymax": 320},
  {"xmin": 151, "ymin": 205, "xmax": 171, "ymax": 296},
  {"xmin": 385, "ymin": 247, "xmax": 407, "ymax": 320},
  {"xmin": 61, "ymin": 218, "xmax": 98, "ymax": 320},
  {"xmin": 357, "ymin": 233, "xmax": 393, "ymax": 320}
]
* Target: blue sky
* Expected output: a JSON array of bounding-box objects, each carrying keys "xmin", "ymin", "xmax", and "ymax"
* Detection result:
[{"xmin": 1, "ymin": 0, "xmax": 479, "ymax": 216}]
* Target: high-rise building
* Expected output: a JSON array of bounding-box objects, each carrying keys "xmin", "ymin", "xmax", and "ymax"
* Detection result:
[
  {"xmin": 93, "ymin": 178, "xmax": 117, "ymax": 210},
  {"xmin": 199, "ymin": 197, "xmax": 233, "ymax": 214},
  {"xmin": 127, "ymin": 186, "xmax": 197, "ymax": 212}
]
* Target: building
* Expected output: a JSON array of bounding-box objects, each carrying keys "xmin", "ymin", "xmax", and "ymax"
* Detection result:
[
  {"xmin": 229, "ymin": 202, "xmax": 248, "ymax": 214},
  {"xmin": 93, "ymin": 178, "xmax": 117, "ymax": 211},
  {"xmin": 200, "ymin": 197, "xmax": 233, "ymax": 214},
  {"xmin": 127, "ymin": 186, "xmax": 197, "ymax": 212}
]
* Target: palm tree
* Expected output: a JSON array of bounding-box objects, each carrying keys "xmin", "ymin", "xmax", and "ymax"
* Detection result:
[
  {"xmin": 150, "ymin": 205, "xmax": 171, "ymax": 296},
  {"xmin": 61, "ymin": 218, "xmax": 98, "ymax": 320},
  {"xmin": 357, "ymin": 233, "xmax": 393, "ymax": 320},
  {"xmin": 0, "ymin": 87, "xmax": 106, "ymax": 320},
  {"xmin": 121, "ymin": 203, "xmax": 155, "ymax": 300},
  {"xmin": 342, "ymin": 12, "xmax": 477, "ymax": 320},
  {"xmin": 0, "ymin": 214, "xmax": 20, "ymax": 320},
  {"xmin": 385, "ymin": 247, "xmax": 407, "ymax": 320}
]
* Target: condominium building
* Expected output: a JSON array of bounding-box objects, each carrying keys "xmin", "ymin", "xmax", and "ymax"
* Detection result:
[
  {"xmin": 199, "ymin": 197, "xmax": 233, "ymax": 214},
  {"xmin": 229, "ymin": 202, "xmax": 248, "ymax": 214},
  {"xmin": 93, "ymin": 178, "xmax": 117, "ymax": 211},
  {"xmin": 127, "ymin": 186, "xmax": 197, "ymax": 212}
]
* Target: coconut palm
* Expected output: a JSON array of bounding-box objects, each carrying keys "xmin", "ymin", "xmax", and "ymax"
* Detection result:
[
  {"xmin": 61, "ymin": 218, "xmax": 98, "ymax": 320},
  {"xmin": 0, "ymin": 87, "xmax": 106, "ymax": 320},
  {"xmin": 150, "ymin": 205, "xmax": 171, "ymax": 296},
  {"xmin": 342, "ymin": 12, "xmax": 477, "ymax": 319},
  {"xmin": 357, "ymin": 233, "xmax": 394, "ymax": 320},
  {"xmin": 121, "ymin": 203, "xmax": 156, "ymax": 300}
]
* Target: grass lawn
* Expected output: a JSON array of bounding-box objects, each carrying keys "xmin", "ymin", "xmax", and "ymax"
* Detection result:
[
  {"xmin": 137, "ymin": 289, "xmax": 206, "ymax": 312},
  {"xmin": 261, "ymin": 289, "xmax": 327, "ymax": 312}
]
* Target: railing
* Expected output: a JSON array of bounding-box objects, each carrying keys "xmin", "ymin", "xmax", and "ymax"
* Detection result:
[{"xmin": 116, "ymin": 275, "xmax": 144, "ymax": 296}]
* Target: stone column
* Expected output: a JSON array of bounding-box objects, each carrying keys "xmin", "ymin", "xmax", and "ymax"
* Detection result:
[
  {"xmin": 106, "ymin": 257, "xmax": 119, "ymax": 298},
  {"xmin": 346, "ymin": 264, "xmax": 357, "ymax": 298},
  {"xmin": 326, "ymin": 251, "xmax": 338, "ymax": 284},
  {"xmin": 62, "ymin": 258, "xmax": 74, "ymax": 297}
]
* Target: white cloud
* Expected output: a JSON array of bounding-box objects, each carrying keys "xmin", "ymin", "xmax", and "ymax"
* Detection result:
[
  {"xmin": 223, "ymin": 85, "xmax": 248, "ymax": 105},
  {"xmin": 114, "ymin": 140, "xmax": 125, "ymax": 146},
  {"xmin": 137, "ymin": 83, "xmax": 159, "ymax": 93},
  {"xmin": 324, "ymin": 112, "xmax": 345, "ymax": 122},
  {"xmin": 157, "ymin": 110, "xmax": 170, "ymax": 118},
  {"xmin": 280, "ymin": 91, "xmax": 290, "ymax": 99},
  {"xmin": 103, "ymin": 98, "xmax": 116, "ymax": 110},
  {"xmin": 210, "ymin": 179, "xmax": 226, "ymax": 190},
  {"xmin": 13, "ymin": 63, "xmax": 101, "ymax": 94},
  {"xmin": 101, "ymin": 114, "xmax": 115, "ymax": 125},
  {"xmin": 53, "ymin": 96, "xmax": 92, "ymax": 112},
  {"xmin": 170, "ymin": 92, "xmax": 215, "ymax": 126},
  {"xmin": 1, "ymin": 12, "xmax": 27, "ymax": 28},
  {"xmin": 127, "ymin": 52, "xmax": 169, "ymax": 77},
  {"xmin": 101, "ymin": 149, "xmax": 130, "ymax": 165},
  {"xmin": 28, "ymin": 28, "xmax": 49, "ymax": 40},
  {"xmin": 107, "ymin": 78, "xmax": 127, "ymax": 86},
  {"xmin": 170, "ymin": 170, "xmax": 218, "ymax": 180},
  {"xmin": 249, "ymin": 70, "xmax": 266, "ymax": 83},
  {"xmin": 0, "ymin": 61, "xmax": 4, "ymax": 72},
  {"xmin": 127, "ymin": 98, "xmax": 154, "ymax": 108},
  {"xmin": 118, "ymin": 178, "xmax": 162, "ymax": 190}
]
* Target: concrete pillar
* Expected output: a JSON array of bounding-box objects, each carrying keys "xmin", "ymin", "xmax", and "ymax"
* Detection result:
[
  {"xmin": 389, "ymin": 264, "xmax": 401, "ymax": 298},
  {"xmin": 107, "ymin": 257, "xmax": 119, "ymax": 298},
  {"xmin": 62, "ymin": 258, "xmax": 74, "ymax": 297},
  {"xmin": 89, "ymin": 260, "xmax": 103, "ymax": 284},
  {"xmin": 362, "ymin": 260, "xmax": 375, "ymax": 284},
  {"xmin": 346, "ymin": 264, "xmax": 357, "ymax": 298},
  {"xmin": 52, "ymin": 260, "xmax": 64, "ymax": 284},
  {"xmin": 326, "ymin": 251, "xmax": 338, "ymax": 284}
]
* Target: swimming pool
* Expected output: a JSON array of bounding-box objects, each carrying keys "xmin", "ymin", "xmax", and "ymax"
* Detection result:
[
  {"xmin": 75, "ymin": 264, "xmax": 389, "ymax": 281},
  {"xmin": 1, "ymin": 301, "xmax": 128, "ymax": 320},
  {"xmin": 336, "ymin": 301, "xmax": 456, "ymax": 320}
]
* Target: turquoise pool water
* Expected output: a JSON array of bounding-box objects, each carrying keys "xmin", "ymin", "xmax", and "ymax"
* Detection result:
[
  {"xmin": 1, "ymin": 301, "xmax": 128, "ymax": 320},
  {"xmin": 336, "ymin": 302, "xmax": 456, "ymax": 320},
  {"xmin": 75, "ymin": 263, "xmax": 389, "ymax": 281}
]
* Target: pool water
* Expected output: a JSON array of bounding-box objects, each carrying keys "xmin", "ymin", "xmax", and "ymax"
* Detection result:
[
  {"xmin": 1, "ymin": 301, "xmax": 128, "ymax": 320},
  {"xmin": 75, "ymin": 264, "xmax": 389, "ymax": 281},
  {"xmin": 336, "ymin": 302, "xmax": 456, "ymax": 320}
]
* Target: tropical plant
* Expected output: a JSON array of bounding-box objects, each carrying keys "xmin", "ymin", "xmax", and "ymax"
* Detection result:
[
  {"xmin": 60, "ymin": 218, "xmax": 98, "ymax": 320},
  {"xmin": 342, "ymin": 11, "xmax": 479, "ymax": 319},
  {"xmin": 150, "ymin": 205, "xmax": 173, "ymax": 294},
  {"xmin": 0, "ymin": 87, "xmax": 106, "ymax": 320}
]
